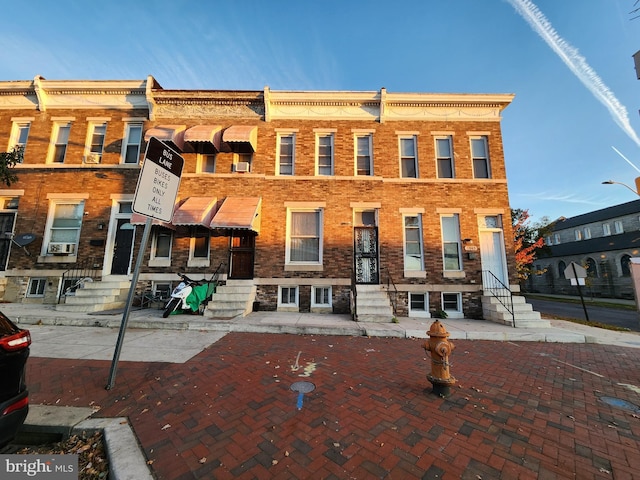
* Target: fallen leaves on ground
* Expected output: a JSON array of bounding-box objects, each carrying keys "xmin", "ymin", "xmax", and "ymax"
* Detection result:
[{"xmin": 17, "ymin": 431, "xmax": 108, "ymax": 480}]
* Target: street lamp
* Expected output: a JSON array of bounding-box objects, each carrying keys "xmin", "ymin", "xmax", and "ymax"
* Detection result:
[{"xmin": 601, "ymin": 178, "xmax": 640, "ymax": 196}]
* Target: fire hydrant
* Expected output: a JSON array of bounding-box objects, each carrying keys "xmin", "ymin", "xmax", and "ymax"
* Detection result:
[{"xmin": 423, "ymin": 319, "xmax": 456, "ymax": 397}]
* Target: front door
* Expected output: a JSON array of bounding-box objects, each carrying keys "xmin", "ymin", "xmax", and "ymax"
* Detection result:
[
  {"xmin": 0, "ymin": 213, "xmax": 16, "ymax": 271},
  {"xmin": 479, "ymin": 216, "xmax": 508, "ymax": 287},
  {"xmin": 111, "ymin": 218, "xmax": 135, "ymax": 275},
  {"xmin": 229, "ymin": 233, "xmax": 255, "ymax": 279},
  {"xmin": 354, "ymin": 226, "xmax": 379, "ymax": 284}
]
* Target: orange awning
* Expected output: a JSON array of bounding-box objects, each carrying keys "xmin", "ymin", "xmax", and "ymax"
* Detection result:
[
  {"xmin": 144, "ymin": 125, "xmax": 186, "ymax": 152},
  {"xmin": 210, "ymin": 197, "xmax": 261, "ymax": 233},
  {"xmin": 172, "ymin": 197, "xmax": 218, "ymax": 227},
  {"xmin": 222, "ymin": 125, "xmax": 257, "ymax": 152},
  {"xmin": 183, "ymin": 125, "xmax": 222, "ymax": 153}
]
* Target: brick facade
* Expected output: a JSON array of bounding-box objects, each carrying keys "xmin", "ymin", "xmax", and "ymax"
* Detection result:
[{"xmin": 0, "ymin": 77, "xmax": 515, "ymax": 319}]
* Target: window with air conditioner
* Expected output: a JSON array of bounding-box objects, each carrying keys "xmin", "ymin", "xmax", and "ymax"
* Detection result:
[
  {"xmin": 44, "ymin": 201, "xmax": 84, "ymax": 256},
  {"xmin": 234, "ymin": 153, "xmax": 252, "ymax": 173},
  {"xmin": 84, "ymin": 122, "xmax": 107, "ymax": 163}
]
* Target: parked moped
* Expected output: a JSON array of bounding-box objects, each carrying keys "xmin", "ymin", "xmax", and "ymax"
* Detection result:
[{"xmin": 162, "ymin": 264, "xmax": 223, "ymax": 318}]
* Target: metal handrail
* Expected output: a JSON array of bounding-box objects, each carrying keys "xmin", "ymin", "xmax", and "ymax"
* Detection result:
[
  {"xmin": 386, "ymin": 268, "xmax": 398, "ymax": 316},
  {"xmin": 58, "ymin": 256, "xmax": 101, "ymax": 303},
  {"xmin": 350, "ymin": 268, "xmax": 358, "ymax": 321},
  {"xmin": 482, "ymin": 270, "xmax": 515, "ymax": 328}
]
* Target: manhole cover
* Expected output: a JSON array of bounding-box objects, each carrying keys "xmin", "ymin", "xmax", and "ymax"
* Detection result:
[{"xmin": 599, "ymin": 396, "xmax": 640, "ymax": 413}]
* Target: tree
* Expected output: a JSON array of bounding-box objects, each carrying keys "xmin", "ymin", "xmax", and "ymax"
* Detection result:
[
  {"xmin": 511, "ymin": 208, "xmax": 547, "ymax": 281},
  {"xmin": 0, "ymin": 146, "xmax": 22, "ymax": 186}
]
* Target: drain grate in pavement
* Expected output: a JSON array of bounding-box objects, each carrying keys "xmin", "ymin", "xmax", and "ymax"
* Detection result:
[
  {"xmin": 599, "ymin": 396, "xmax": 640, "ymax": 414},
  {"xmin": 291, "ymin": 381, "xmax": 315, "ymax": 410}
]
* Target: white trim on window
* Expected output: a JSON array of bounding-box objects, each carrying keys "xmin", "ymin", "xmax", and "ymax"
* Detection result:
[
  {"xmin": 409, "ymin": 292, "xmax": 431, "ymax": 318},
  {"xmin": 399, "ymin": 135, "xmax": 418, "ymax": 178},
  {"xmin": 311, "ymin": 285, "xmax": 332, "ymax": 311},
  {"xmin": 614, "ymin": 220, "xmax": 624, "ymax": 234},
  {"xmin": 276, "ymin": 132, "xmax": 296, "ymax": 176},
  {"xmin": 85, "ymin": 121, "xmax": 107, "ymax": 162},
  {"xmin": 42, "ymin": 200, "xmax": 85, "ymax": 259},
  {"xmin": 122, "ymin": 122, "xmax": 143, "ymax": 164},
  {"xmin": 149, "ymin": 227, "xmax": 172, "ymax": 267},
  {"xmin": 278, "ymin": 285, "xmax": 299, "ymax": 311},
  {"xmin": 403, "ymin": 214, "xmax": 425, "ymax": 275},
  {"xmin": 442, "ymin": 292, "xmax": 463, "ymax": 318},
  {"xmin": 354, "ymin": 133, "xmax": 373, "ymax": 176},
  {"xmin": 315, "ymin": 132, "xmax": 334, "ymax": 176},
  {"xmin": 603, "ymin": 223, "xmax": 611, "ymax": 236},
  {"xmin": 27, "ymin": 278, "xmax": 46, "ymax": 298},
  {"xmin": 441, "ymin": 213, "xmax": 462, "ymax": 271},
  {"xmin": 435, "ymin": 135, "xmax": 454, "ymax": 178},
  {"xmin": 285, "ymin": 208, "xmax": 323, "ymax": 266},
  {"xmin": 470, "ymin": 136, "xmax": 490, "ymax": 179},
  {"xmin": 48, "ymin": 122, "xmax": 72, "ymax": 164},
  {"xmin": 9, "ymin": 120, "xmax": 31, "ymax": 158}
]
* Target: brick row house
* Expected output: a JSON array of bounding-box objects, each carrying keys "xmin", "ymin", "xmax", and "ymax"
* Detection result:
[{"xmin": 0, "ymin": 75, "xmax": 537, "ymax": 324}]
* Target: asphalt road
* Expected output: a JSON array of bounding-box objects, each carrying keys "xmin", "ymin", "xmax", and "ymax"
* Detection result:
[{"xmin": 526, "ymin": 297, "xmax": 640, "ymax": 332}]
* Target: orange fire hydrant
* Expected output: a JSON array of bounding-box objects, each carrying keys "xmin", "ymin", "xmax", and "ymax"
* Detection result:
[{"xmin": 423, "ymin": 319, "xmax": 456, "ymax": 397}]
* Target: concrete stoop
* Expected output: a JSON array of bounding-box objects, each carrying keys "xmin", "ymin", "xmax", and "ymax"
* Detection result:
[
  {"xmin": 204, "ymin": 280, "xmax": 256, "ymax": 319},
  {"xmin": 482, "ymin": 294, "xmax": 551, "ymax": 328},
  {"xmin": 355, "ymin": 284, "xmax": 394, "ymax": 323},
  {"xmin": 55, "ymin": 280, "xmax": 131, "ymax": 313}
]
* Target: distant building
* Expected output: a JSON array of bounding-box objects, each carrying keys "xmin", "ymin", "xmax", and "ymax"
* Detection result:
[
  {"xmin": 526, "ymin": 199, "xmax": 640, "ymax": 298},
  {"xmin": 0, "ymin": 75, "xmax": 538, "ymax": 323}
]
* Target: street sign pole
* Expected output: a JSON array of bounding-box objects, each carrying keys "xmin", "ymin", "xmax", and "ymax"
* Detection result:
[
  {"xmin": 106, "ymin": 137, "xmax": 184, "ymax": 390},
  {"xmin": 572, "ymin": 262, "xmax": 590, "ymax": 322},
  {"xmin": 106, "ymin": 217, "xmax": 152, "ymax": 390}
]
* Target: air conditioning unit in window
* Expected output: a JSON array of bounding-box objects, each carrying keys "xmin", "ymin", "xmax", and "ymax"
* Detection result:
[
  {"xmin": 235, "ymin": 161, "xmax": 250, "ymax": 173},
  {"xmin": 48, "ymin": 242, "xmax": 76, "ymax": 255},
  {"xmin": 83, "ymin": 153, "xmax": 102, "ymax": 164}
]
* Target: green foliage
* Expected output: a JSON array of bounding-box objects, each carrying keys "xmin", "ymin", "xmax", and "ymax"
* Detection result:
[
  {"xmin": 432, "ymin": 309, "xmax": 448, "ymax": 319},
  {"xmin": 0, "ymin": 146, "xmax": 22, "ymax": 186}
]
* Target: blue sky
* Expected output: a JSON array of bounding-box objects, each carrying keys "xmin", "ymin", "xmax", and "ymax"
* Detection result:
[{"xmin": 2, "ymin": 0, "xmax": 640, "ymax": 225}]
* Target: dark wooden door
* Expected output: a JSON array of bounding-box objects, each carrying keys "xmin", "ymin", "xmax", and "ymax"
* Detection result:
[
  {"xmin": 0, "ymin": 213, "xmax": 16, "ymax": 271},
  {"xmin": 111, "ymin": 219, "xmax": 134, "ymax": 275},
  {"xmin": 229, "ymin": 233, "xmax": 255, "ymax": 279},
  {"xmin": 354, "ymin": 226, "xmax": 379, "ymax": 284}
]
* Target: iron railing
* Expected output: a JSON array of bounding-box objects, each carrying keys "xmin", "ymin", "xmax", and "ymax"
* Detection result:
[
  {"xmin": 57, "ymin": 256, "xmax": 102, "ymax": 304},
  {"xmin": 482, "ymin": 270, "xmax": 515, "ymax": 328},
  {"xmin": 386, "ymin": 268, "xmax": 398, "ymax": 317},
  {"xmin": 350, "ymin": 268, "xmax": 358, "ymax": 321}
]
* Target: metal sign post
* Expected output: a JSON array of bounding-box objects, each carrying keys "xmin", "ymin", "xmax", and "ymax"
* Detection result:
[
  {"xmin": 106, "ymin": 138, "xmax": 184, "ymax": 390},
  {"xmin": 565, "ymin": 262, "xmax": 589, "ymax": 322}
]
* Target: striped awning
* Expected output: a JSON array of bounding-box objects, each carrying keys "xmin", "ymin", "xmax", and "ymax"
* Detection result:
[
  {"xmin": 172, "ymin": 197, "xmax": 218, "ymax": 227},
  {"xmin": 183, "ymin": 125, "xmax": 222, "ymax": 153},
  {"xmin": 144, "ymin": 125, "xmax": 186, "ymax": 152},
  {"xmin": 222, "ymin": 125, "xmax": 257, "ymax": 152},
  {"xmin": 210, "ymin": 197, "xmax": 261, "ymax": 233}
]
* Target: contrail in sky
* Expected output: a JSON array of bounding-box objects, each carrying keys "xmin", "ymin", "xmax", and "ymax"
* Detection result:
[{"xmin": 505, "ymin": 0, "xmax": 640, "ymax": 148}]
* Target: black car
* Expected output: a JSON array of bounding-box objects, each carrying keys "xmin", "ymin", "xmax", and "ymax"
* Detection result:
[{"xmin": 0, "ymin": 311, "xmax": 31, "ymax": 448}]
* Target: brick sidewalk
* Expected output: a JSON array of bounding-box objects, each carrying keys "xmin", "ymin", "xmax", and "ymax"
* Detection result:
[{"xmin": 27, "ymin": 333, "xmax": 640, "ymax": 479}]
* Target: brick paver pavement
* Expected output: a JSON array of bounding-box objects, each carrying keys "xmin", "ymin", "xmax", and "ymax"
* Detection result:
[{"xmin": 26, "ymin": 333, "xmax": 640, "ymax": 479}]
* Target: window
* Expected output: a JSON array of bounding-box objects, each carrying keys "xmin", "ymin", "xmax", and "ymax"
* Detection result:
[
  {"xmin": 558, "ymin": 261, "xmax": 566, "ymax": 278},
  {"xmin": 436, "ymin": 136, "xmax": 454, "ymax": 178},
  {"xmin": 122, "ymin": 123, "xmax": 142, "ymax": 164},
  {"xmin": 152, "ymin": 282, "xmax": 172, "ymax": 301},
  {"xmin": 316, "ymin": 133, "xmax": 334, "ymax": 175},
  {"xmin": 471, "ymin": 136, "xmax": 490, "ymax": 178},
  {"xmin": 583, "ymin": 227, "xmax": 591, "ymax": 240},
  {"xmin": 9, "ymin": 121, "xmax": 30, "ymax": 159},
  {"xmin": 400, "ymin": 136, "xmax": 418, "ymax": 178},
  {"xmin": 277, "ymin": 133, "xmax": 295, "ymax": 175},
  {"xmin": 191, "ymin": 227, "xmax": 210, "ymax": 259},
  {"xmin": 574, "ymin": 229, "xmax": 582, "ymax": 241},
  {"xmin": 46, "ymin": 201, "xmax": 85, "ymax": 255},
  {"xmin": 287, "ymin": 209, "xmax": 322, "ymax": 264},
  {"xmin": 86, "ymin": 122, "xmax": 107, "ymax": 162},
  {"xmin": 311, "ymin": 286, "xmax": 332, "ymax": 309},
  {"xmin": 278, "ymin": 286, "xmax": 299, "ymax": 309},
  {"xmin": 233, "ymin": 153, "xmax": 252, "ymax": 172},
  {"xmin": 152, "ymin": 227, "xmax": 172, "ymax": 259},
  {"xmin": 50, "ymin": 123, "xmax": 71, "ymax": 163},
  {"xmin": 27, "ymin": 278, "xmax": 46, "ymax": 298},
  {"xmin": 355, "ymin": 134, "xmax": 373, "ymax": 176},
  {"xmin": 409, "ymin": 292, "xmax": 430, "ymax": 318},
  {"xmin": 442, "ymin": 292, "xmax": 463, "ymax": 318},
  {"xmin": 545, "ymin": 236, "xmax": 553, "ymax": 246},
  {"xmin": 621, "ymin": 254, "xmax": 632, "ymax": 277},
  {"xmin": 441, "ymin": 214, "xmax": 462, "ymax": 270},
  {"xmin": 603, "ymin": 223, "xmax": 611, "ymax": 236},
  {"xmin": 198, "ymin": 154, "xmax": 216, "ymax": 173},
  {"xmin": 554, "ymin": 233, "xmax": 561, "ymax": 244},
  {"xmin": 614, "ymin": 221, "xmax": 624, "ymax": 234},
  {"xmin": 585, "ymin": 257, "xmax": 597, "ymax": 277},
  {"xmin": 404, "ymin": 215, "xmax": 424, "ymax": 271}
]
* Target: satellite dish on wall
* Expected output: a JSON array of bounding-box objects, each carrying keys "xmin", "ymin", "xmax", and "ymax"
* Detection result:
[{"xmin": 13, "ymin": 233, "xmax": 36, "ymax": 247}]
